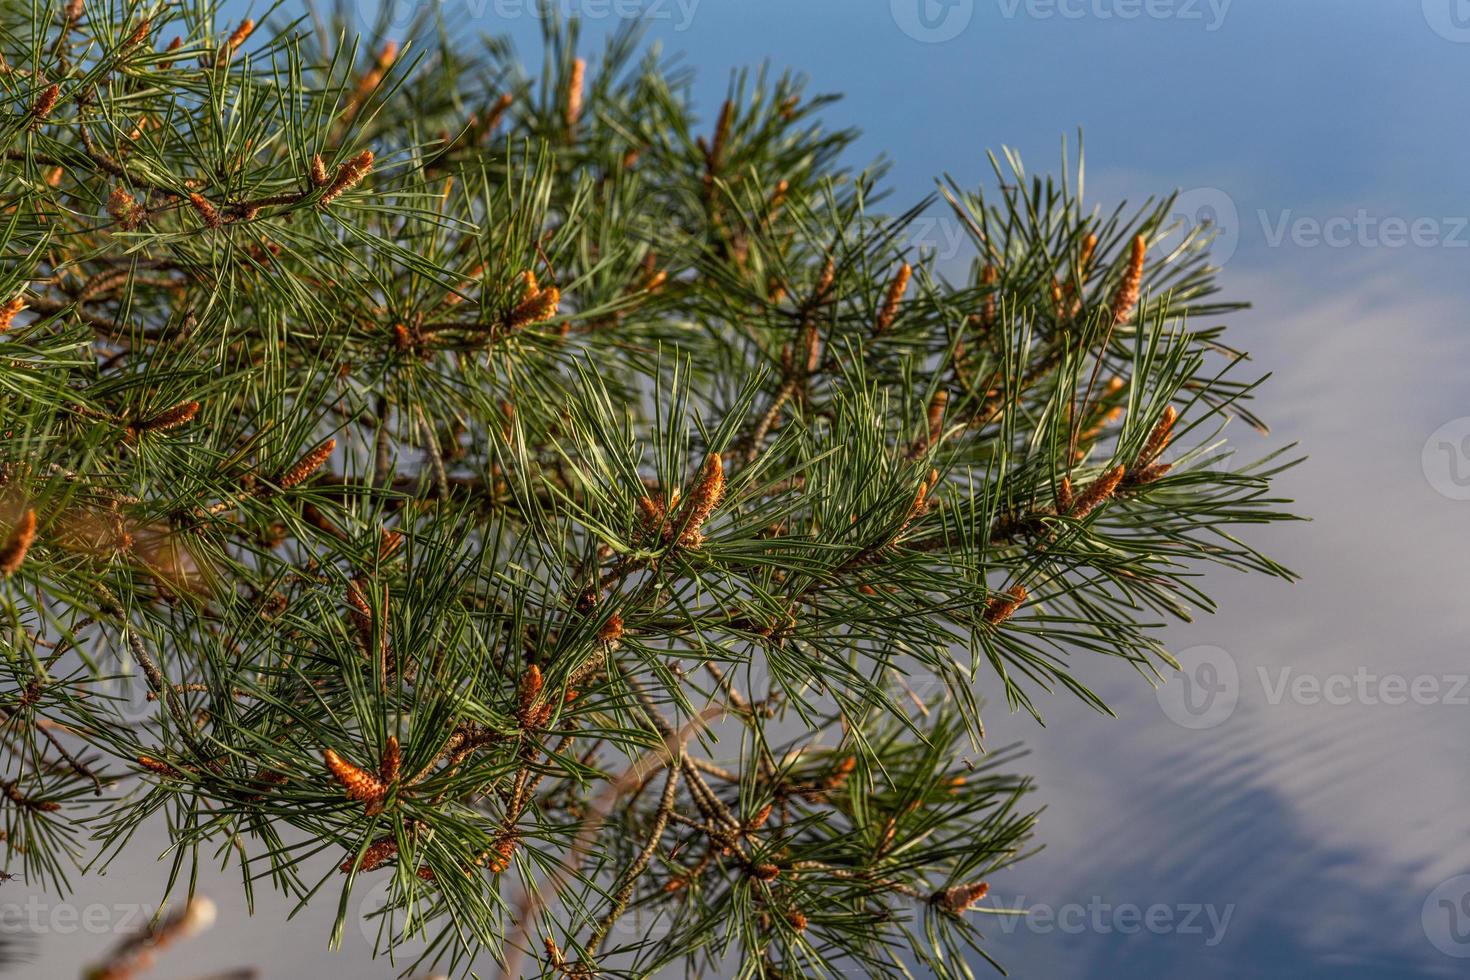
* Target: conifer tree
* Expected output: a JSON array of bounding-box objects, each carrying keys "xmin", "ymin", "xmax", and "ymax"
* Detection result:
[{"xmin": 0, "ymin": 2, "xmax": 1297, "ymax": 976}]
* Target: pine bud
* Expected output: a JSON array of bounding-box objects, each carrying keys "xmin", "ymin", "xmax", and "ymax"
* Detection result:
[
  {"xmin": 0, "ymin": 293, "xmax": 26, "ymax": 332},
  {"xmin": 673, "ymin": 452, "xmax": 723, "ymax": 547},
  {"xmin": 1135, "ymin": 405, "xmax": 1177, "ymax": 469},
  {"xmin": 226, "ymin": 18, "xmax": 254, "ymax": 51},
  {"xmin": 484, "ymin": 92, "xmax": 514, "ymax": 132},
  {"xmin": 187, "ymin": 192, "xmax": 221, "ymax": 229},
  {"xmin": 29, "ymin": 83, "xmax": 59, "ymax": 129},
  {"xmin": 979, "ymin": 263, "xmax": 998, "ymax": 328},
  {"xmin": 506, "ymin": 285, "xmax": 559, "ymax": 329},
  {"xmin": 124, "ymin": 18, "xmax": 151, "ymax": 48},
  {"xmin": 565, "ymin": 57, "xmax": 586, "ymax": 128},
  {"xmin": 982, "ymin": 584, "xmax": 1026, "ymax": 626},
  {"xmin": 874, "ymin": 262, "xmax": 911, "ymax": 334},
  {"xmin": 516, "ymin": 664, "xmax": 544, "ymax": 727},
  {"xmin": 1069, "ymin": 464, "xmax": 1125, "ymax": 519},
  {"xmin": 341, "ymin": 835, "xmax": 398, "ymax": 873},
  {"xmin": 0, "ymin": 509, "xmax": 37, "ymax": 577},
  {"xmin": 278, "ymin": 439, "xmax": 335, "ymax": 489},
  {"xmin": 309, "ymin": 154, "xmax": 330, "ymax": 186},
  {"xmin": 935, "ymin": 880, "xmax": 989, "ymax": 914},
  {"xmin": 749, "ymin": 863, "xmax": 780, "ymax": 881},
  {"xmin": 137, "ymin": 755, "xmax": 184, "ymax": 778},
  {"xmin": 598, "ymin": 611, "xmax": 624, "ymax": 645},
  {"xmin": 787, "ymin": 909, "xmax": 808, "ymax": 931},
  {"xmin": 107, "ymin": 187, "xmax": 146, "ymax": 229},
  {"xmin": 746, "ymin": 803, "xmax": 772, "ymax": 831},
  {"xmin": 379, "ymin": 735, "xmax": 400, "ymax": 784},
  {"xmin": 1056, "ymin": 475, "xmax": 1074, "ymax": 512},
  {"xmin": 323, "ymin": 748, "xmax": 388, "ymax": 807},
  {"xmin": 135, "ymin": 400, "xmax": 200, "ymax": 433},
  {"xmin": 487, "ymin": 833, "xmax": 517, "ymax": 873},
  {"xmin": 1109, "ymin": 234, "xmax": 1147, "ymax": 324},
  {"xmin": 319, "ymin": 151, "xmax": 373, "ymax": 205}
]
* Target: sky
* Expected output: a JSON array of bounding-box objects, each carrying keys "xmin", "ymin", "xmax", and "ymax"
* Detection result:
[{"xmin": 15, "ymin": 0, "xmax": 1470, "ymax": 977}]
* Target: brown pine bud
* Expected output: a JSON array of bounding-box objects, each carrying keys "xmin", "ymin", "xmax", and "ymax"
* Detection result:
[
  {"xmin": 29, "ymin": 84, "xmax": 59, "ymax": 129},
  {"xmin": 487, "ymin": 833, "xmax": 517, "ymax": 873},
  {"xmin": 137, "ymin": 755, "xmax": 184, "ymax": 778},
  {"xmin": 516, "ymin": 664, "xmax": 544, "ymax": 726},
  {"xmin": 1057, "ymin": 475, "xmax": 1074, "ymax": 512},
  {"xmin": 135, "ymin": 400, "xmax": 200, "ymax": 433},
  {"xmin": 378, "ymin": 529, "xmax": 403, "ymax": 560},
  {"xmin": 1135, "ymin": 405, "xmax": 1177, "ymax": 468},
  {"xmin": 874, "ymin": 262, "xmax": 911, "ymax": 334},
  {"xmin": 309, "ymin": 153, "xmax": 330, "ymax": 186},
  {"xmin": 787, "ymin": 909, "xmax": 808, "ymax": 932},
  {"xmin": 598, "ymin": 611, "xmax": 624, "ymax": 645},
  {"xmin": 936, "ymin": 881, "xmax": 990, "ymax": 914},
  {"xmin": 746, "ymin": 803, "xmax": 773, "ymax": 831},
  {"xmin": 565, "ymin": 57, "xmax": 586, "ymax": 128},
  {"xmin": 1069, "ymin": 464, "xmax": 1125, "ymax": 519},
  {"xmin": 278, "ymin": 439, "xmax": 335, "ymax": 489},
  {"xmin": 323, "ymin": 748, "xmax": 388, "ymax": 805},
  {"xmin": 979, "ymin": 263, "xmax": 998, "ymax": 328},
  {"xmin": 107, "ymin": 187, "xmax": 146, "ymax": 229},
  {"xmin": 319, "ymin": 150, "xmax": 373, "ymax": 205},
  {"xmin": 983, "ymin": 584, "xmax": 1027, "ymax": 626},
  {"xmin": 0, "ymin": 294, "xmax": 26, "ymax": 332},
  {"xmin": 226, "ymin": 19, "xmax": 254, "ymax": 51},
  {"xmin": 341, "ymin": 836, "xmax": 399, "ymax": 873},
  {"xmin": 825, "ymin": 755, "xmax": 857, "ymax": 791},
  {"xmin": 1109, "ymin": 234, "xmax": 1147, "ymax": 324},
  {"xmin": 379, "ymin": 735, "xmax": 400, "ymax": 785},
  {"xmin": 815, "ymin": 256, "xmax": 835, "ymax": 301},
  {"xmin": 484, "ymin": 92, "xmax": 514, "ymax": 132},
  {"xmin": 123, "ymin": 17, "xmax": 151, "ymax": 47},
  {"xmin": 187, "ymin": 192, "xmax": 221, "ymax": 229},
  {"xmin": 506, "ymin": 285, "xmax": 559, "ymax": 329},
  {"xmin": 0, "ymin": 509, "xmax": 37, "ymax": 577},
  {"xmin": 750, "ymin": 863, "xmax": 781, "ymax": 881},
  {"xmin": 674, "ymin": 452, "xmax": 724, "ymax": 547}
]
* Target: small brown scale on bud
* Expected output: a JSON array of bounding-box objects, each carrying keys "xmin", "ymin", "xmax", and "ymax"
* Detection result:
[
  {"xmin": 0, "ymin": 509, "xmax": 37, "ymax": 577},
  {"xmin": 1109, "ymin": 234, "xmax": 1147, "ymax": 325},
  {"xmin": 983, "ymin": 584, "xmax": 1027, "ymax": 626},
  {"xmin": 874, "ymin": 262, "xmax": 911, "ymax": 334}
]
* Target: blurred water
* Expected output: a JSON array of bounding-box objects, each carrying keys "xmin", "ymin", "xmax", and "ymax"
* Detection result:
[{"xmin": 15, "ymin": 1, "xmax": 1470, "ymax": 976}]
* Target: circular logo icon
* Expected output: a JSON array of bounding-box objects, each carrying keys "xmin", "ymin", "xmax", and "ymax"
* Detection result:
[
  {"xmin": 355, "ymin": 877, "xmax": 396, "ymax": 948},
  {"xmin": 891, "ymin": 0, "xmax": 975, "ymax": 42},
  {"xmin": 1424, "ymin": 875, "xmax": 1470, "ymax": 957},
  {"xmin": 1422, "ymin": 418, "xmax": 1470, "ymax": 500},
  {"xmin": 1161, "ymin": 187, "xmax": 1240, "ymax": 268},
  {"xmin": 1424, "ymin": 0, "xmax": 1470, "ymax": 42},
  {"xmin": 1156, "ymin": 645, "xmax": 1238, "ymax": 730}
]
